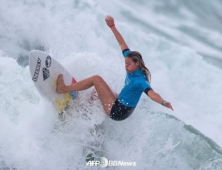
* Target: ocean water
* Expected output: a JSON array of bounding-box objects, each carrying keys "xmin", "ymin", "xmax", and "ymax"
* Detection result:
[{"xmin": 0, "ymin": 0, "xmax": 222, "ymax": 169}]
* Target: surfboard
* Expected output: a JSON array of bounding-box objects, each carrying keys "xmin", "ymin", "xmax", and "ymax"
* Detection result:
[{"xmin": 29, "ymin": 50, "xmax": 78, "ymax": 113}]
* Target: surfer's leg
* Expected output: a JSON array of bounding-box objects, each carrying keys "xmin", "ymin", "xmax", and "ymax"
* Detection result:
[
  {"xmin": 90, "ymin": 76, "xmax": 117, "ymax": 116},
  {"xmin": 57, "ymin": 74, "xmax": 117, "ymax": 116}
]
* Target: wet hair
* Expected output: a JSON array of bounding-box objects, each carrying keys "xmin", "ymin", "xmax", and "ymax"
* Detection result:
[{"xmin": 127, "ymin": 51, "xmax": 151, "ymax": 84}]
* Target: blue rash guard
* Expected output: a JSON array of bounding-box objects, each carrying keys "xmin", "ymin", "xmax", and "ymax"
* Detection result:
[{"xmin": 117, "ymin": 49, "xmax": 152, "ymax": 107}]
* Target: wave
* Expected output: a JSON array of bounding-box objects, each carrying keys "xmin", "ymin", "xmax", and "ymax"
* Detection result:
[{"xmin": 1, "ymin": 0, "xmax": 222, "ymax": 169}]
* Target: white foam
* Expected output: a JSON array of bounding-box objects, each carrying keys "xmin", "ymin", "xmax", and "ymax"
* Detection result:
[{"xmin": 1, "ymin": 0, "xmax": 222, "ymax": 169}]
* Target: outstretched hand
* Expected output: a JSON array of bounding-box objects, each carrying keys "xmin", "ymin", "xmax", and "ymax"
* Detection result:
[
  {"xmin": 164, "ymin": 101, "xmax": 174, "ymax": 111},
  {"xmin": 105, "ymin": 15, "xmax": 115, "ymax": 27}
]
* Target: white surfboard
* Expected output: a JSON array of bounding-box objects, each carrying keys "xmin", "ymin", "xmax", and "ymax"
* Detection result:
[{"xmin": 29, "ymin": 50, "xmax": 78, "ymax": 113}]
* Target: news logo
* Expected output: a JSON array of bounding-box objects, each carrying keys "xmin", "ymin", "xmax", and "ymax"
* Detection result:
[{"xmin": 86, "ymin": 157, "xmax": 136, "ymax": 167}]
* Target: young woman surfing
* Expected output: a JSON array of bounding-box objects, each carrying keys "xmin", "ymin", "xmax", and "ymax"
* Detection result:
[{"xmin": 56, "ymin": 15, "xmax": 173, "ymax": 121}]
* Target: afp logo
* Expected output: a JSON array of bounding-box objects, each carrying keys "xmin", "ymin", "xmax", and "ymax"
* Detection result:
[
  {"xmin": 86, "ymin": 160, "xmax": 100, "ymax": 167},
  {"xmin": 86, "ymin": 157, "xmax": 108, "ymax": 168}
]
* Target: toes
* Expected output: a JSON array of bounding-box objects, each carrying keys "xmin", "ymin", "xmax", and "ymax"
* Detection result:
[
  {"xmin": 56, "ymin": 74, "xmax": 64, "ymax": 94},
  {"xmin": 57, "ymin": 74, "xmax": 63, "ymax": 81}
]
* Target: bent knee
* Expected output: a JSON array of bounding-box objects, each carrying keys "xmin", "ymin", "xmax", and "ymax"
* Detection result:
[{"xmin": 92, "ymin": 75, "xmax": 104, "ymax": 82}]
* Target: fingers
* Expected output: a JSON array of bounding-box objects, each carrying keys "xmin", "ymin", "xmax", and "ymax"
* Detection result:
[
  {"xmin": 105, "ymin": 15, "xmax": 114, "ymax": 26},
  {"xmin": 170, "ymin": 105, "xmax": 174, "ymax": 111},
  {"xmin": 105, "ymin": 15, "xmax": 113, "ymax": 20},
  {"xmin": 165, "ymin": 102, "xmax": 174, "ymax": 111}
]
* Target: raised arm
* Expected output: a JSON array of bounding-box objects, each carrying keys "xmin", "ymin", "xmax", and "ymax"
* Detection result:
[
  {"xmin": 105, "ymin": 15, "xmax": 129, "ymax": 51},
  {"xmin": 147, "ymin": 90, "xmax": 174, "ymax": 111}
]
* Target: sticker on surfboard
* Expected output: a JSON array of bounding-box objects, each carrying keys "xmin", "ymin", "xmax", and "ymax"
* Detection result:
[{"xmin": 29, "ymin": 50, "xmax": 78, "ymax": 113}]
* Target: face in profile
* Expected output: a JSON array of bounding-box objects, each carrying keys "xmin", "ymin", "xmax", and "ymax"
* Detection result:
[{"xmin": 125, "ymin": 57, "xmax": 139, "ymax": 73}]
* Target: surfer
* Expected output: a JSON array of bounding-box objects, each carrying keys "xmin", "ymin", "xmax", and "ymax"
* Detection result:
[{"xmin": 56, "ymin": 15, "xmax": 173, "ymax": 121}]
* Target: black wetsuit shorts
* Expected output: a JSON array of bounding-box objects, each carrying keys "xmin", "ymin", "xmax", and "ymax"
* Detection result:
[{"xmin": 109, "ymin": 99, "xmax": 135, "ymax": 121}]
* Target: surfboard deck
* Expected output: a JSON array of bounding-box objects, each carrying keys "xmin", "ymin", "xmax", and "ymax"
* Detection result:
[{"xmin": 29, "ymin": 50, "xmax": 78, "ymax": 113}]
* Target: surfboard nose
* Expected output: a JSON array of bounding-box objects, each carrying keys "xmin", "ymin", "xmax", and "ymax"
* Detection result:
[
  {"xmin": 30, "ymin": 50, "xmax": 37, "ymax": 57},
  {"xmin": 30, "ymin": 51, "xmax": 36, "ymax": 59}
]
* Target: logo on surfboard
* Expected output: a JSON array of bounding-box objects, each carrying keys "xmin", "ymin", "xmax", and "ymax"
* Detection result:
[
  {"xmin": 32, "ymin": 58, "xmax": 41, "ymax": 82},
  {"xmin": 42, "ymin": 56, "xmax": 51, "ymax": 81},
  {"xmin": 45, "ymin": 56, "xmax": 52, "ymax": 68},
  {"xmin": 43, "ymin": 68, "xmax": 50, "ymax": 81}
]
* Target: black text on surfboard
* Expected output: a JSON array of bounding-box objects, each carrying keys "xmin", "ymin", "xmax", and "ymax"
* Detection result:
[{"xmin": 32, "ymin": 58, "xmax": 41, "ymax": 82}]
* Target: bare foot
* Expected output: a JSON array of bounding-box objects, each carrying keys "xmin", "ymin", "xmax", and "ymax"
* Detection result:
[{"xmin": 56, "ymin": 74, "xmax": 66, "ymax": 94}]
